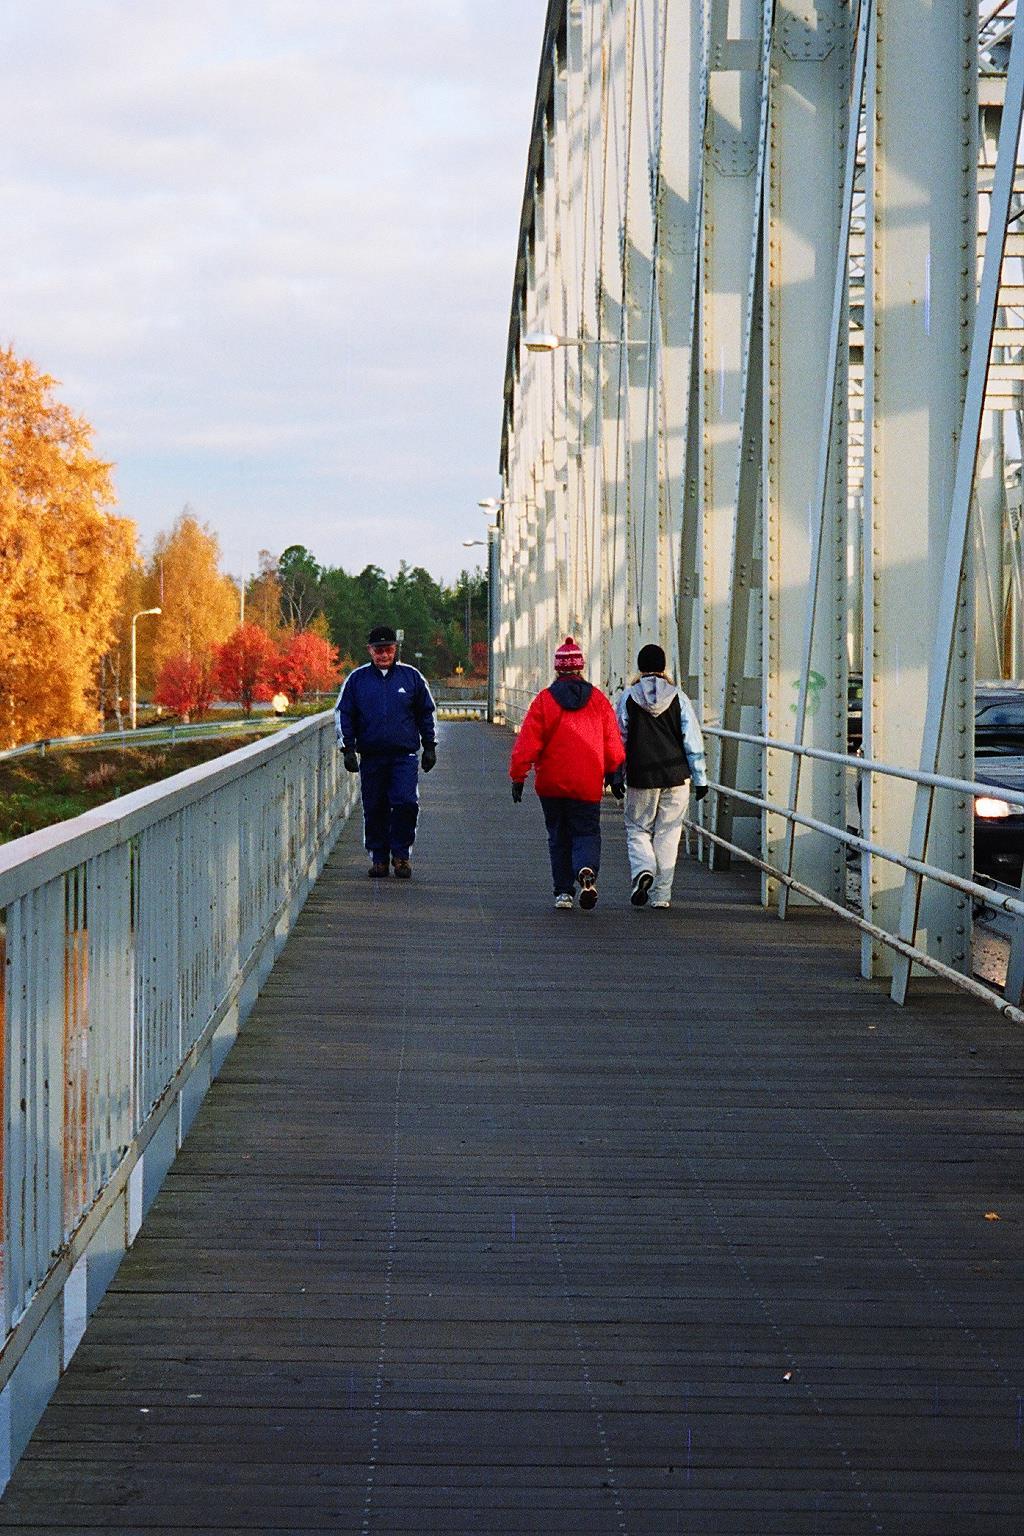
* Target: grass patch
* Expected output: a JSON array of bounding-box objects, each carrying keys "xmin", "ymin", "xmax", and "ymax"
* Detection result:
[{"xmin": 0, "ymin": 736, "xmax": 266, "ymax": 845}]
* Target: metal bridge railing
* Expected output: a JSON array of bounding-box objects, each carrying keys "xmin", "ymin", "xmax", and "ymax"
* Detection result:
[
  {"xmin": 500, "ymin": 687, "xmax": 532, "ymax": 729},
  {"xmin": 499, "ymin": 694, "xmax": 1023, "ymax": 1021},
  {"xmin": 697, "ymin": 725, "xmax": 1024, "ymax": 1026},
  {"xmin": 0, "ymin": 710, "xmax": 356, "ymax": 1484},
  {"xmin": 0, "ymin": 714, "xmax": 293, "ymax": 762},
  {"xmin": 434, "ymin": 698, "xmax": 488, "ymax": 720}
]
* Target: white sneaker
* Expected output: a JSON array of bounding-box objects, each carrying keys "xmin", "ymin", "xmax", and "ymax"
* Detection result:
[
  {"xmin": 630, "ymin": 871, "xmax": 654, "ymax": 906},
  {"xmin": 650, "ymin": 899, "xmax": 670, "ymax": 909},
  {"xmin": 554, "ymin": 892, "xmax": 574, "ymax": 910}
]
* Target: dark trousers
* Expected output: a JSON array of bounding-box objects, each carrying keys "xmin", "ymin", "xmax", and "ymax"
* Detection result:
[
  {"xmin": 360, "ymin": 754, "xmax": 419, "ymax": 860},
  {"xmin": 539, "ymin": 796, "xmax": 601, "ymax": 895}
]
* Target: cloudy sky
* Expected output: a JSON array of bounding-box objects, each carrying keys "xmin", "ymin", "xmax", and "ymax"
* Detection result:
[{"xmin": 0, "ymin": 1, "xmax": 548, "ymax": 582}]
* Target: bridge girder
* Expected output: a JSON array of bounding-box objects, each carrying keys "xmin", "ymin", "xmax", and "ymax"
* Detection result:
[{"xmin": 499, "ymin": 0, "xmax": 1024, "ymax": 983}]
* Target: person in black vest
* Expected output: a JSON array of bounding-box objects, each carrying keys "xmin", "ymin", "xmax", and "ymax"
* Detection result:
[{"xmin": 615, "ymin": 643, "xmax": 708, "ymax": 908}]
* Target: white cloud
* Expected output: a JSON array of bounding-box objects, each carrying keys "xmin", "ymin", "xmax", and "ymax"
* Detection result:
[{"xmin": 0, "ymin": 0, "xmax": 547, "ymax": 578}]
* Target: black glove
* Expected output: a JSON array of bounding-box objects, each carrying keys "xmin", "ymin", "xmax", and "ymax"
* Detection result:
[
  {"xmin": 343, "ymin": 749, "xmax": 359, "ymax": 774},
  {"xmin": 421, "ymin": 745, "xmax": 436, "ymax": 773},
  {"xmin": 511, "ymin": 781, "xmax": 524, "ymax": 804},
  {"xmin": 610, "ymin": 780, "xmax": 626, "ymax": 800},
  {"xmin": 692, "ymin": 783, "xmax": 709, "ymax": 802}
]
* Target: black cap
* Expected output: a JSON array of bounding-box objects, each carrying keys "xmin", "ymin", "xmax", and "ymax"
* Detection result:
[
  {"xmin": 367, "ymin": 624, "xmax": 397, "ymax": 644},
  {"xmin": 637, "ymin": 643, "xmax": 666, "ymax": 673}
]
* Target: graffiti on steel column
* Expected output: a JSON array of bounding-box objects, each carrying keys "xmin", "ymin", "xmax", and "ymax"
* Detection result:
[{"xmin": 789, "ymin": 670, "xmax": 826, "ymax": 717}]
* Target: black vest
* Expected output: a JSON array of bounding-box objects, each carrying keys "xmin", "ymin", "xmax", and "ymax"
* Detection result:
[{"xmin": 625, "ymin": 695, "xmax": 691, "ymax": 788}]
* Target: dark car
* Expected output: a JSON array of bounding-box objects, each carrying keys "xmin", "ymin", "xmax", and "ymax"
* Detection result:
[
  {"xmin": 974, "ymin": 683, "xmax": 1024, "ymax": 882},
  {"xmin": 847, "ymin": 677, "xmax": 1024, "ymax": 881},
  {"xmin": 847, "ymin": 673, "xmax": 863, "ymax": 754},
  {"xmin": 975, "ymin": 680, "xmax": 1024, "ymax": 755},
  {"xmin": 974, "ymin": 753, "xmax": 1024, "ymax": 883}
]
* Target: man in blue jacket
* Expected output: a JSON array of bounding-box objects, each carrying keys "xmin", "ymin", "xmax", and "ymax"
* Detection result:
[{"xmin": 335, "ymin": 625, "xmax": 437, "ymax": 878}]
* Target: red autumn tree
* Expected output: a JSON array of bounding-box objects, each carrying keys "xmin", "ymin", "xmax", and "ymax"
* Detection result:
[
  {"xmin": 272, "ymin": 630, "xmax": 341, "ymax": 701},
  {"xmin": 214, "ymin": 623, "xmax": 276, "ymax": 713},
  {"xmin": 470, "ymin": 640, "xmax": 489, "ymax": 678},
  {"xmin": 153, "ymin": 652, "xmax": 216, "ymax": 722}
]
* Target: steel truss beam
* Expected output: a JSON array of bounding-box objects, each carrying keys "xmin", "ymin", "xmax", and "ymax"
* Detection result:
[
  {"xmin": 862, "ymin": 0, "xmax": 977, "ymax": 980},
  {"xmin": 498, "ymin": 2, "xmax": 1024, "ymax": 1010},
  {"xmin": 891, "ymin": 7, "xmax": 1024, "ymax": 1000},
  {"xmin": 778, "ymin": 0, "xmax": 869, "ymax": 914}
]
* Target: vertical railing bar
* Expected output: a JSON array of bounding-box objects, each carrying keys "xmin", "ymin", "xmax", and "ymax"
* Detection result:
[
  {"xmin": 43, "ymin": 879, "xmax": 63, "ymax": 1268},
  {"xmin": 28, "ymin": 888, "xmax": 43, "ymax": 1300},
  {"xmin": 6, "ymin": 898, "xmax": 25, "ymax": 1327}
]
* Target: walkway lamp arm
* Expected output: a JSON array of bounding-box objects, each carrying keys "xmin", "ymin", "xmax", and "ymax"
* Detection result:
[
  {"xmin": 521, "ymin": 331, "xmax": 648, "ymax": 353},
  {"xmin": 130, "ymin": 607, "xmax": 162, "ymax": 731}
]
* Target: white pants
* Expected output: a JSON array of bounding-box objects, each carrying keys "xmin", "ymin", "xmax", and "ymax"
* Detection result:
[{"xmin": 624, "ymin": 784, "xmax": 690, "ymax": 903}]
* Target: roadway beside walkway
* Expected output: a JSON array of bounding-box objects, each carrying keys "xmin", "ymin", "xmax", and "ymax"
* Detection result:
[{"xmin": 1, "ymin": 723, "xmax": 1021, "ymax": 1534}]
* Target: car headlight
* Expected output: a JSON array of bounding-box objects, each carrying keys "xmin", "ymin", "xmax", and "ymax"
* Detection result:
[{"xmin": 975, "ymin": 796, "xmax": 1012, "ymax": 819}]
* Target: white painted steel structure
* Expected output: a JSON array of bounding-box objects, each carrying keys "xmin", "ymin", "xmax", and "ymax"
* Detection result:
[
  {"xmin": 0, "ymin": 713, "xmax": 355, "ymax": 1488},
  {"xmin": 497, "ymin": 0, "xmax": 1024, "ymax": 1006}
]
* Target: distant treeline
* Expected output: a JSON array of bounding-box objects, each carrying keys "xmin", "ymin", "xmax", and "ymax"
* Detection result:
[{"xmin": 258, "ymin": 546, "xmax": 490, "ymax": 680}]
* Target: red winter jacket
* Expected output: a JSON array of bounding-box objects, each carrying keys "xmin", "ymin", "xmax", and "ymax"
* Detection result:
[{"xmin": 509, "ymin": 679, "xmax": 625, "ymax": 802}]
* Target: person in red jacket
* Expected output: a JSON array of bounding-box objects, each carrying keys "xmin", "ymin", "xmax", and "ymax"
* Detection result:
[{"xmin": 509, "ymin": 636, "xmax": 626, "ymax": 910}]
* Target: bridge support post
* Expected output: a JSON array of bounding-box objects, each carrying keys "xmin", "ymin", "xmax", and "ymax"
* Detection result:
[
  {"xmin": 620, "ymin": 0, "xmax": 662, "ymax": 666},
  {"xmin": 702, "ymin": 0, "xmax": 764, "ymax": 865},
  {"xmin": 762, "ymin": 0, "xmax": 849, "ymax": 907},
  {"xmin": 657, "ymin": 0, "xmax": 705, "ymax": 687},
  {"xmin": 976, "ymin": 411, "xmax": 1007, "ymax": 680},
  {"xmin": 861, "ymin": 0, "xmax": 976, "ymax": 979}
]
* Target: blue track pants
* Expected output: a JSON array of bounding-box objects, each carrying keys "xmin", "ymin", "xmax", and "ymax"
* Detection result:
[{"xmin": 360, "ymin": 754, "xmax": 420, "ymax": 861}]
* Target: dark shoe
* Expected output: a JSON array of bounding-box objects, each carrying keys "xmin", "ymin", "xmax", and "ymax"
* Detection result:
[
  {"xmin": 630, "ymin": 870, "xmax": 654, "ymax": 907},
  {"xmin": 368, "ymin": 862, "xmax": 390, "ymax": 878},
  {"xmin": 392, "ymin": 856, "xmax": 412, "ymax": 879},
  {"xmin": 577, "ymin": 866, "xmax": 598, "ymax": 910}
]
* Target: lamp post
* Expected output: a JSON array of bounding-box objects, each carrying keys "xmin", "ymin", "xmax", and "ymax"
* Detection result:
[
  {"xmin": 130, "ymin": 607, "xmax": 162, "ymax": 730},
  {"xmin": 463, "ymin": 530, "xmax": 499, "ymax": 722},
  {"xmin": 460, "ymin": 544, "xmax": 481, "ymax": 661}
]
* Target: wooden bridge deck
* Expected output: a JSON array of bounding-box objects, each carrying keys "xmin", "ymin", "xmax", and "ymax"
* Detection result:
[{"xmin": 2, "ymin": 723, "xmax": 1022, "ymax": 1534}]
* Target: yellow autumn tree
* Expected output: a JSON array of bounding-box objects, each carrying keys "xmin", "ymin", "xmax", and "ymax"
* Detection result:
[
  {"xmin": 245, "ymin": 549, "xmax": 287, "ymax": 644},
  {"xmin": 0, "ymin": 347, "xmax": 137, "ymax": 747},
  {"xmin": 137, "ymin": 510, "xmax": 239, "ymax": 694}
]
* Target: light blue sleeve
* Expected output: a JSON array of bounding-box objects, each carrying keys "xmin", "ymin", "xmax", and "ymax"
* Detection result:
[
  {"xmin": 678, "ymin": 691, "xmax": 708, "ymax": 787},
  {"xmin": 614, "ymin": 688, "xmax": 630, "ymax": 748}
]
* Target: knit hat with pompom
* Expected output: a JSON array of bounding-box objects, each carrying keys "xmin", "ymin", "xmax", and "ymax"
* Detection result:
[{"xmin": 553, "ymin": 636, "xmax": 585, "ymax": 675}]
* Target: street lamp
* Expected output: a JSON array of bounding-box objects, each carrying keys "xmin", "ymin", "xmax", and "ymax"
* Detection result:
[
  {"xmin": 130, "ymin": 607, "xmax": 162, "ymax": 730},
  {"xmin": 462, "ymin": 531, "xmax": 500, "ymax": 724},
  {"xmin": 460, "ymin": 545, "xmax": 486, "ymax": 661}
]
